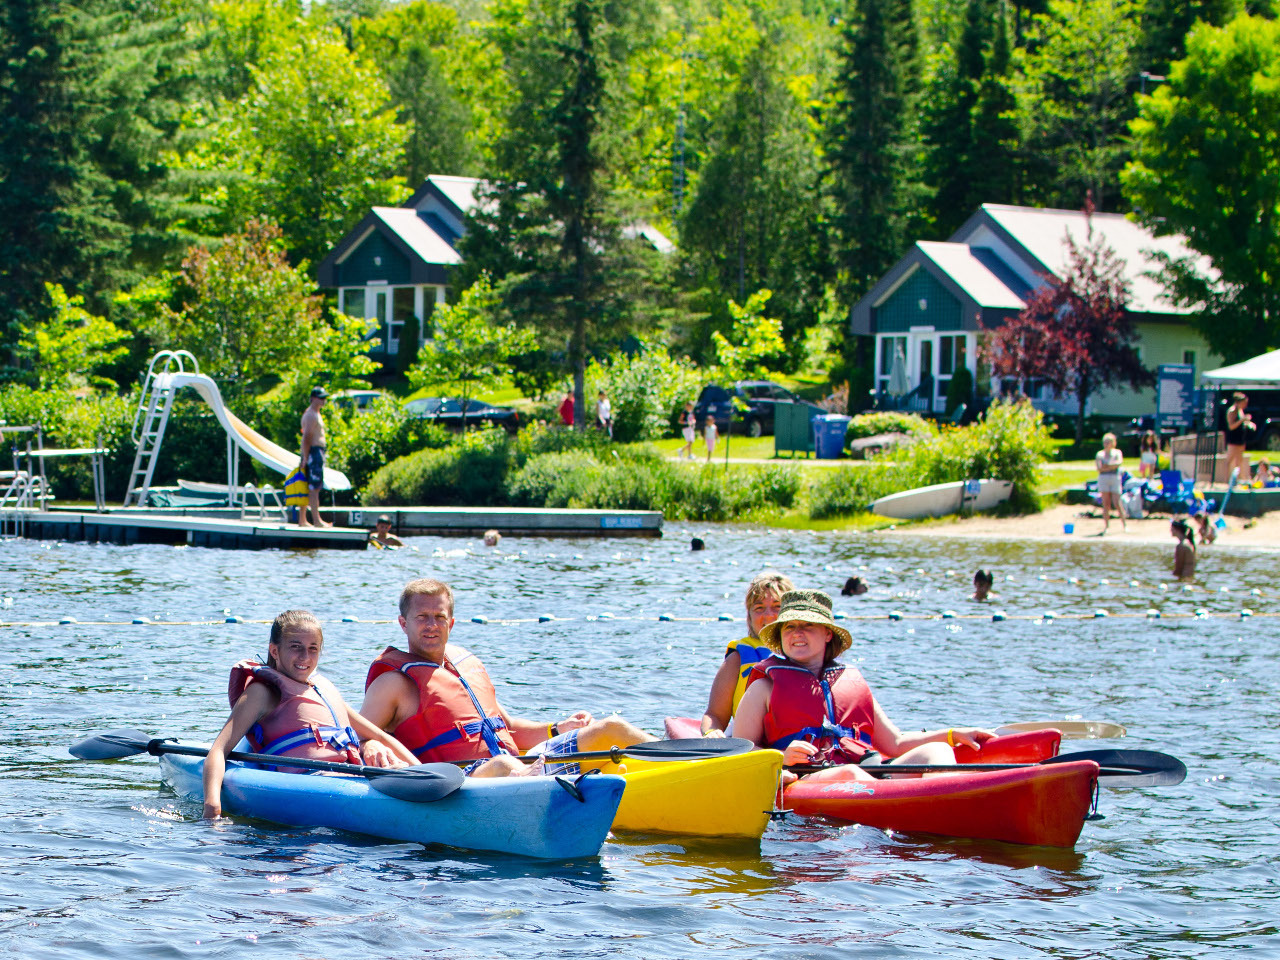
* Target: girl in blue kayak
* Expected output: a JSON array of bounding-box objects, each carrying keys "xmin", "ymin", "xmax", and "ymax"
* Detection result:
[{"xmin": 202, "ymin": 610, "xmax": 416, "ymax": 818}]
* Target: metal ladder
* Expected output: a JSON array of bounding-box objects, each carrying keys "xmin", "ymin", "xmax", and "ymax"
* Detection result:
[{"xmin": 123, "ymin": 350, "xmax": 200, "ymax": 507}]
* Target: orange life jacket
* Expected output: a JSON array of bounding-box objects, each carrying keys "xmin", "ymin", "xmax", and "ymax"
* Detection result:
[
  {"xmin": 227, "ymin": 660, "xmax": 362, "ymax": 770},
  {"xmin": 364, "ymin": 645, "xmax": 519, "ymax": 762},
  {"xmin": 747, "ymin": 657, "xmax": 876, "ymax": 764}
]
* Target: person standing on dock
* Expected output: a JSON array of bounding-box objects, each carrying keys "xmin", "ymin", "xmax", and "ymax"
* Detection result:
[{"xmin": 299, "ymin": 387, "xmax": 332, "ymax": 528}]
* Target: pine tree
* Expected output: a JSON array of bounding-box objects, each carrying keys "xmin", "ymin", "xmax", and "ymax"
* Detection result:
[
  {"xmin": 825, "ymin": 0, "xmax": 920, "ymax": 297},
  {"xmin": 968, "ymin": 1, "xmax": 1020, "ymax": 206},
  {"xmin": 921, "ymin": 0, "xmax": 990, "ymax": 236}
]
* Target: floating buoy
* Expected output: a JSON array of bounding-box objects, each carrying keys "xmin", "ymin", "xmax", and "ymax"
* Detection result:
[
  {"xmin": 341, "ymin": 616, "xmax": 357, "ymax": 623},
  {"xmin": 1068, "ymin": 577, "xmax": 1080, "ymax": 585},
  {"xmin": 1241, "ymin": 609, "xmax": 1254, "ymax": 618},
  {"xmin": 941, "ymin": 610, "xmax": 957, "ymax": 619},
  {"xmin": 834, "ymin": 611, "xmax": 847, "ymax": 620},
  {"xmin": 658, "ymin": 614, "xmax": 674, "ymax": 622},
  {"xmin": 1147, "ymin": 609, "xmax": 1161, "ymax": 619},
  {"xmin": 1129, "ymin": 580, "xmax": 1141, "ymax": 588},
  {"xmin": 60, "ymin": 616, "xmax": 76, "ymax": 625},
  {"xmin": 599, "ymin": 612, "xmax": 615, "ymax": 620},
  {"xmin": 1251, "ymin": 588, "xmax": 1262, "ymax": 596},
  {"xmin": 1042, "ymin": 611, "xmax": 1057, "ymax": 620},
  {"xmin": 1094, "ymin": 609, "xmax": 1109, "ymax": 618},
  {"xmin": 992, "ymin": 610, "xmax": 1007, "ymax": 622},
  {"xmin": 717, "ymin": 614, "xmax": 733, "ymax": 621},
  {"xmin": 471, "ymin": 616, "xmax": 489, "ymax": 624},
  {"xmin": 224, "ymin": 615, "xmax": 243, "ymax": 624},
  {"xmin": 133, "ymin": 617, "xmax": 150, "ymax": 625},
  {"xmin": 1194, "ymin": 608, "xmax": 1209, "ymax": 618},
  {"xmin": 538, "ymin": 615, "xmax": 554, "ymax": 623},
  {"xmin": 1037, "ymin": 575, "xmax": 1049, "ymax": 582},
  {"xmin": 888, "ymin": 611, "xmax": 903, "ymax": 621},
  {"xmin": 1158, "ymin": 583, "xmax": 1168, "ymax": 591},
  {"xmin": 1182, "ymin": 585, "xmax": 1194, "ymax": 592}
]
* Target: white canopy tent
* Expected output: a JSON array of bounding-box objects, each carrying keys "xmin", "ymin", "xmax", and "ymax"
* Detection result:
[{"xmin": 1201, "ymin": 348, "xmax": 1280, "ymax": 391}]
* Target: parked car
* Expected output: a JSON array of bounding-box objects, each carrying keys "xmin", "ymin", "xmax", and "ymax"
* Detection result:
[
  {"xmin": 330, "ymin": 389, "xmax": 388, "ymax": 414},
  {"xmin": 692, "ymin": 381, "xmax": 821, "ymax": 438},
  {"xmin": 403, "ymin": 397, "xmax": 520, "ymax": 432}
]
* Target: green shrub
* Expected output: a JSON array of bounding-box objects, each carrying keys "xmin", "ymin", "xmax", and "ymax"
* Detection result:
[
  {"xmin": 325, "ymin": 399, "xmax": 451, "ymax": 495},
  {"xmin": 512, "ymin": 420, "xmax": 611, "ymax": 466},
  {"xmin": 811, "ymin": 400, "xmax": 1052, "ymax": 518},
  {"xmin": 506, "ymin": 450, "xmax": 602, "ymax": 506},
  {"xmin": 845, "ymin": 411, "xmax": 932, "ymax": 441},
  {"xmin": 585, "ymin": 341, "xmax": 702, "ymax": 443},
  {"xmin": 504, "ymin": 448, "xmax": 800, "ymax": 520},
  {"xmin": 364, "ymin": 428, "xmax": 511, "ymax": 506},
  {"xmin": 945, "ymin": 366, "xmax": 974, "ymax": 416}
]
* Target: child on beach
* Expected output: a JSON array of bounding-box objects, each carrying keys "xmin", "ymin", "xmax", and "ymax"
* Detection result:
[
  {"xmin": 1139, "ymin": 430, "xmax": 1159, "ymax": 480},
  {"xmin": 678, "ymin": 401, "xmax": 697, "ymax": 460},
  {"xmin": 202, "ymin": 610, "xmax": 415, "ymax": 818},
  {"xmin": 1255, "ymin": 459, "xmax": 1273, "ymax": 487},
  {"xmin": 1172, "ymin": 520, "xmax": 1196, "ymax": 580},
  {"xmin": 704, "ymin": 415, "xmax": 719, "ymax": 463}
]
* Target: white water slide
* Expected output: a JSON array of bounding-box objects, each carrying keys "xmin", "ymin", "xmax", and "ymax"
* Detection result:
[{"xmin": 123, "ymin": 351, "xmax": 350, "ymax": 506}]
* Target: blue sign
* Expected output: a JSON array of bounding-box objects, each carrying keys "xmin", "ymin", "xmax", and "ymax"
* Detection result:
[
  {"xmin": 601, "ymin": 516, "xmax": 644, "ymax": 529},
  {"xmin": 1156, "ymin": 364, "xmax": 1196, "ymax": 433}
]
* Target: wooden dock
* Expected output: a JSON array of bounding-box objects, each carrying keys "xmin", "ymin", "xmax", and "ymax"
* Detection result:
[{"xmin": 3, "ymin": 503, "xmax": 663, "ymax": 549}]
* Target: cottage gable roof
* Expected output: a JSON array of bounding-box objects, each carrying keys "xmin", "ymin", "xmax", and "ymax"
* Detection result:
[
  {"xmin": 916, "ymin": 241, "xmax": 1025, "ymax": 310},
  {"xmin": 370, "ymin": 207, "xmax": 463, "ymax": 267},
  {"xmin": 957, "ymin": 205, "xmax": 1210, "ymax": 315}
]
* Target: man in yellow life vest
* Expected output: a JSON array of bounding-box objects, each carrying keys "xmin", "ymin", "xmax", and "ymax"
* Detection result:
[{"xmin": 361, "ymin": 578, "xmax": 654, "ymax": 777}]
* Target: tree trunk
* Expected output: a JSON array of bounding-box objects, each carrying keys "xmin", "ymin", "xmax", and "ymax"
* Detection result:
[{"xmin": 1075, "ymin": 375, "xmax": 1089, "ymax": 446}]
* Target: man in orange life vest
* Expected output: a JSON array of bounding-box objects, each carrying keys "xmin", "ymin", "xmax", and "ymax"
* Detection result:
[{"xmin": 361, "ymin": 578, "xmax": 654, "ymax": 777}]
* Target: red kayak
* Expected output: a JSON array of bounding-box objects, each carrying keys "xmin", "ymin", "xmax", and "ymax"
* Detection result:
[
  {"xmin": 783, "ymin": 731, "xmax": 1098, "ymax": 848},
  {"xmin": 664, "ymin": 719, "xmax": 1098, "ymax": 847}
]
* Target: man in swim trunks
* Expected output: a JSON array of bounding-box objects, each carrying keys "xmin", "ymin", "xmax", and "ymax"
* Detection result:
[
  {"xmin": 299, "ymin": 387, "xmax": 332, "ymax": 528},
  {"xmin": 360, "ymin": 578, "xmax": 655, "ymax": 777}
]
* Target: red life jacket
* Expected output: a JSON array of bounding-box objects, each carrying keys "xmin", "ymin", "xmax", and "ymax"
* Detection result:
[
  {"xmin": 227, "ymin": 660, "xmax": 362, "ymax": 770},
  {"xmin": 747, "ymin": 657, "xmax": 876, "ymax": 764},
  {"xmin": 364, "ymin": 645, "xmax": 519, "ymax": 762}
]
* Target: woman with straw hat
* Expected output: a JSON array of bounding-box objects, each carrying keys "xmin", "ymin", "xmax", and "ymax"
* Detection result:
[{"xmin": 733, "ymin": 590, "xmax": 993, "ymax": 777}]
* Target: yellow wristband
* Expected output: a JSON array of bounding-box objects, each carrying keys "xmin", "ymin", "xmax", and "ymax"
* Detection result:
[
  {"xmin": 547, "ymin": 723, "xmax": 555, "ymax": 739},
  {"xmin": 947, "ymin": 728, "xmax": 955, "ymax": 747}
]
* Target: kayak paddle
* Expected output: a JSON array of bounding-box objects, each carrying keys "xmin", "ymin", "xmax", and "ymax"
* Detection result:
[
  {"xmin": 789, "ymin": 748, "xmax": 1185, "ymax": 788},
  {"xmin": 69, "ymin": 728, "xmax": 465, "ymax": 803},
  {"xmin": 995, "ymin": 721, "xmax": 1127, "ymax": 740},
  {"xmin": 457, "ymin": 736, "xmax": 756, "ymax": 767}
]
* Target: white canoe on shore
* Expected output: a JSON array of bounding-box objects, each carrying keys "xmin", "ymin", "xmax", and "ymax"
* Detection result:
[{"xmin": 870, "ymin": 478, "xmax": 1013, "ymax": 520}]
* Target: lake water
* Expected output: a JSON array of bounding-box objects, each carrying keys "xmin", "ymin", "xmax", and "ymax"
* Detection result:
[{"xmin": 2, "ymin": 526, "xmax": 1278, "ymax": 958}]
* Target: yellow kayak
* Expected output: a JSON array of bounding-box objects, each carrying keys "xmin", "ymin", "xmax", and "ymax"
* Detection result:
[{"xmin": 583, "ymin": 749, "xmax": 784, "ymax": 839}]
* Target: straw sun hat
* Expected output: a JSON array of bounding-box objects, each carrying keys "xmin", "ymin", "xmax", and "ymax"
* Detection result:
[{"xmin": 758, "ymin": 589, "xmax": 852, "ymax": 658}]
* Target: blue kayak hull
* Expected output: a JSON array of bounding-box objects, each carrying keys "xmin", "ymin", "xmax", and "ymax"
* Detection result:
[{"xmin": 160, "ymin": 752, "xmax": 624, "ymax": 860}]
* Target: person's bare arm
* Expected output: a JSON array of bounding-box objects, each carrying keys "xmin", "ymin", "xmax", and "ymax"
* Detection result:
[
  {"xmin": 359, "ymin": 671, "xmax": 415, "ymax": 734},
  {"xmin": 203, "ymin": 683, "xmax": 276, "ymax": 818},
  {"xmin": 700, "ymin": 652, "xmax": 742, "ymax": 736},
  {"xmin": 348, "ymin": 710, "xmax": 416, "ymax": 767}
]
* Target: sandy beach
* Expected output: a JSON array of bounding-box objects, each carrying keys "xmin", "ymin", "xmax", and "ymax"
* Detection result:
[{"xmin": 879, "ymin": 502, "xmax": 1280, "ymax": 549}]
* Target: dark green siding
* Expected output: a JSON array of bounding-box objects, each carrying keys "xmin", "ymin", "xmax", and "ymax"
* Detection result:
[
  {"xmin": 336, "ymin": 233, "xmax": 411, "ymax": 286},
  {"xmin": 875, "ymin": 270, "xmax": 963, "ymax": 333}
]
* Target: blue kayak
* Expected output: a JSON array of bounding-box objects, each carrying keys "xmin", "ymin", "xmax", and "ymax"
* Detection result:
[{"xmin": 160, "ymin": 751, "xmax": 625, "ymax": 860}]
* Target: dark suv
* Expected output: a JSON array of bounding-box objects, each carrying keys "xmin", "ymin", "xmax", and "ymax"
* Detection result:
[{"xmin": 693, "ymin": 381, "xmax": 820, "ymax": 437}]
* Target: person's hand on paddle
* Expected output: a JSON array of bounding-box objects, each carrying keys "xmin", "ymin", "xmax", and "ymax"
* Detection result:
[
  {"xmin": 554, "ymin": 710, "xmax": 593, "ymax": 734},
  {"xmin": 360, "ymin": 740, "xmax": 409, "ymax": 768},
  {"xmin": 782, "ymin": 739, "xmax": 819, "ymax": 767},
  {"xmin": 701, "ymin": 727, "xmax": 726, "ymax": 739}
]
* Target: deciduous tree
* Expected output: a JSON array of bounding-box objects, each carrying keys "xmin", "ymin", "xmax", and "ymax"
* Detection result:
[
  {"xmin": 986, "ymin": 199, "xmax": 1152, "ymax": 443},
  {"xmin": 1123, "ymin": 14, "xmax": 1280, "ymax": 362}
]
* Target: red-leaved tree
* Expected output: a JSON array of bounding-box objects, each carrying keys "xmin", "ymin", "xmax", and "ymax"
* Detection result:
[{"xmin": 986, "ymin": 198, "xmax": 1154, "ymax": 444}]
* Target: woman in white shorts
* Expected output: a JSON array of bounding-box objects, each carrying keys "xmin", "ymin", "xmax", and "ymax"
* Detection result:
[{"xmin": 1095, "ymin": 432, "xmax": 1125, "ymax": 534}]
